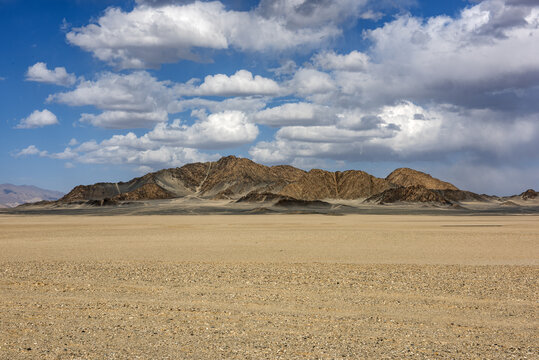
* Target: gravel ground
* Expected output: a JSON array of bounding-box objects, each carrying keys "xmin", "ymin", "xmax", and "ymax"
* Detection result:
[{"xmin": 0, "ymin": 215, "xmax": 537, "ymax": 359}]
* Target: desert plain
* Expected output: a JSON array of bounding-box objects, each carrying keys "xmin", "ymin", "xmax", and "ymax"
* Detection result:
[{"xmin": 0, "ymin": 214, "xmax": 537, "ymax": 359}]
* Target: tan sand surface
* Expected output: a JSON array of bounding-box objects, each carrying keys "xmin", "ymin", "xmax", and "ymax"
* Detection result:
[{"xmin": 1, "ymin": 214, "xmax": 538, "ymax": 359}]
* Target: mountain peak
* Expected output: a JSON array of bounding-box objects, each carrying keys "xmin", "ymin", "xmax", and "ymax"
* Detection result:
[{"xmin": 386, "ymin": 168, "xmax": 458, "ymax": 190}]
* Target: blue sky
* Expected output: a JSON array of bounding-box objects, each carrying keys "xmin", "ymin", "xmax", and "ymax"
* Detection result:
[{"xmin": 1, "ymin": 0, "xmax": 538, "ymax": 195}]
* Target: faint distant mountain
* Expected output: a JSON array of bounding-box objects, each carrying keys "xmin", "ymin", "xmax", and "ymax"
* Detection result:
[{"xmin": 0, "ymin": 184, "xmax": 64, "ymax": 208}]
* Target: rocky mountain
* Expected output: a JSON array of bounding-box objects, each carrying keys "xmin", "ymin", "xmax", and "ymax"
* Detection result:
[
  {"xmin": 49, "ymin": 156, "xmax": 501, "ymax": 207},
  {"xmin": 0, "ymin": 184, "xmax": 64, "ymax": 208},
  {"xmin": 280, "ymin": 169, "xmax": 393, "ymax": 200},
  {"xmin": 386, "ymin": 168, "xmax": 458, "ymax": 190},
  {"xmin": 520, "ymin": 189, "xmax": 537, "ymax": 200},
  {"xmin": 59, "ymin": 156, "xmax": 307, "ymax": 203}
]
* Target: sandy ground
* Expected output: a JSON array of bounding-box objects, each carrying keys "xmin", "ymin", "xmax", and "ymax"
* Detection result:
[{"xmin": 0, "ymin": 214, "xmax": 537, "ymax": 359}]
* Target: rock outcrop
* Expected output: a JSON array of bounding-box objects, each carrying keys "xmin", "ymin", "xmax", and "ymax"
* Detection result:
[{"xmin": 520, "ymin": 189, "xmax": 537, "ymax": 200}]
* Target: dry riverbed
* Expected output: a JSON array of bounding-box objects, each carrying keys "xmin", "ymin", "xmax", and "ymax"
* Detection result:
[{"xmin": 1, "ymin": 214, "xmax": 537, "ymax": 359}]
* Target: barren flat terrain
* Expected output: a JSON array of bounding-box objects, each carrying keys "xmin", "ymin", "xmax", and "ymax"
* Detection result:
[{"xmin": 1, "ymin": 214, "xmax": 537, "ymax": 359}]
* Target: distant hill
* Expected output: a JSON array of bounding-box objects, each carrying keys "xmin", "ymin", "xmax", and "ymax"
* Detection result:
[{"xmin": 0, "ymin": 184, "xmax": 64, "ymax": 208}]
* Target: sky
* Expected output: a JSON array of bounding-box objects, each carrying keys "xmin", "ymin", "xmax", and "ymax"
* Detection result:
[{"xmin": 1, "ymin": 0, "xmax": 538, "ymax": 196}]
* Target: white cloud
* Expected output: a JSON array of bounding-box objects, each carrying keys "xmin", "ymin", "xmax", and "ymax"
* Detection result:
[
  {"xmin": 249, "ymin": 0, "xmax": 539, "ymax": 170},
  {"xmin": 250, "ymin": 101, "xmax": 539, "ymax": 163},
  {"xmin": 16, "ymin": 109, "xmax": 59, "ymax": 129},
  {"xmin": 16, "ymin": 110, "xmax": 257, "ymax": 168},
  {"xmin": 48, "ymin": 71, "xmax": 172, "ymax": 112},
  {"xmin": 313, "ymin": 50, "xmax": 369, "ymax": 72},
  {"xmin": 26, "ymin": 62, "xmax": 76, "ymax": 86},
  {"xmin": 15, "ymin": 145, "xmax": 48, "ymax": 157},
  {"xmin": 169, "ymin": 97, "xmax": 267, "ymax": 114},
  {"xmin": 331, "ymin": 0, "xmax": 539, "ymax": 109},
  {"xmin": 252, "ymin": 102, "xmax": 335, "ymax": 127},
  {"xmin": 48, "ymin": 70, "xmax": 275, "ymax": 129},
  {"xmin": 289, "ymin": 68, "xmax": 336, "ymax": 96},
  {"xmin": 17, "ymin": 135, "xmax": 217, "ymax": 169},
  {"xmin": 66, "ymin": 2, "xmax": 341, "ymax": 69},
  {"xmin": 48, "ymin": 71, "xmax": 173, "ymax": 128},
  {"xmin": 49, "ymin": 147, "xmax": 78, "ymax": 160},
  {"xmin": 148, "ymin": 111, "xmax": 258, "ymax": 149},
  {"xmin": 76, "ymin": 142, "xmax": 215, "ymax": 168},
  {"xmin": 80, "ymin": 110, "xmax": 169, "ymax": 129},
  {"xmin": 276, "ymin": 124, "xmax": 396, "ymax": 143},
  {"xmin": 13, "ymin": 0, "xmax": 539, "ymax": 195},
  {"xmin": 177, "ymin": 70, "xmax": 281, "ymax": 97}
]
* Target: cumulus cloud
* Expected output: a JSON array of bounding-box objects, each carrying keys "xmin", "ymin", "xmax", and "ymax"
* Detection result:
[
  {"xmin": 148, "ymin": 111, "xmax": 258, "ymax": 149},
  {"xmin": 26, "ymin": 62, "xmax": 76, "ymax": 86},
  {"xmin": 247, "ymin": 0, "xmax": 539, "ymax": 171},
  {"xmin": 66, "ymin": 1, "xmax": 341, "ymax": 69},
  {"xmin": 16, "ymin": 110, "xmax": 257, "ymax": 168},
  {"xmin": 75, "ymin": 140, "xmax": 215, "ymax": 168},
  {"xmin": 178, "ymin": 70, "xmax": 281, "ymax": 97},
  {"xmin": 288, "ymin": 68, "xmax": 336, "ymax": 97},
  {"xmin": 252, "ymin": 102, "xmax": 336, "ymax": 127},
  {"xmin": 15, "ymin": 0, "xmax": 539, "ymax": 194},
  {"xmin": 47, "ymin": 70, "xmax": 281, "ymax": 128},
  {"xmin": 80, "ymin": 111, "xmax": 169, "ymax": 129},
  {"xmin": 15, "ymin": 145, "xmax": 48, "ymax": 157},
  {"xmin": 336, "ymin": 0, "xmax": 539, "ymax": 110},
  {"xmin": 48, "ymin": 71, "xmax": 172, "ymax": 111},
  {"xmin": 313, "ymin": 51, "xmax": 369, "ymax": 72},
  {"xmin": 16, "ymin": 109, "xmax": 59, "ymax": 129},
  {"xmin": 170, "ymin": 97, "xmax": 267, "ymax": 114},
  {"xmin": 250, "ymin": 101, "xmax": 539, "ymax": 164},
  {"xmin": 48, "ymin": 71, "xmax": 173, "ymax": 128}
]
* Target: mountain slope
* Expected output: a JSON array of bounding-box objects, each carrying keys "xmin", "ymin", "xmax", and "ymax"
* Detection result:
[
  {"xmin": 365, "ymin": 186, "xmax": 452, "ymax": 205},
  {"xmin": 280, "ymin": 169, "xmax": 393, "ymax": 200},
  {"xmin": 386, "ymin": 168, "xmax": 458, "ymax": 190},
  {"xmin": 0, "ymin": 184, "xmax": 64, "ymax": 207}
]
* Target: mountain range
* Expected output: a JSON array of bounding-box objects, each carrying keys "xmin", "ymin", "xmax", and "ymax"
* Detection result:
[{"xmin": 47, "ymin": 156, "xmax": 534, "ymax": 208}]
